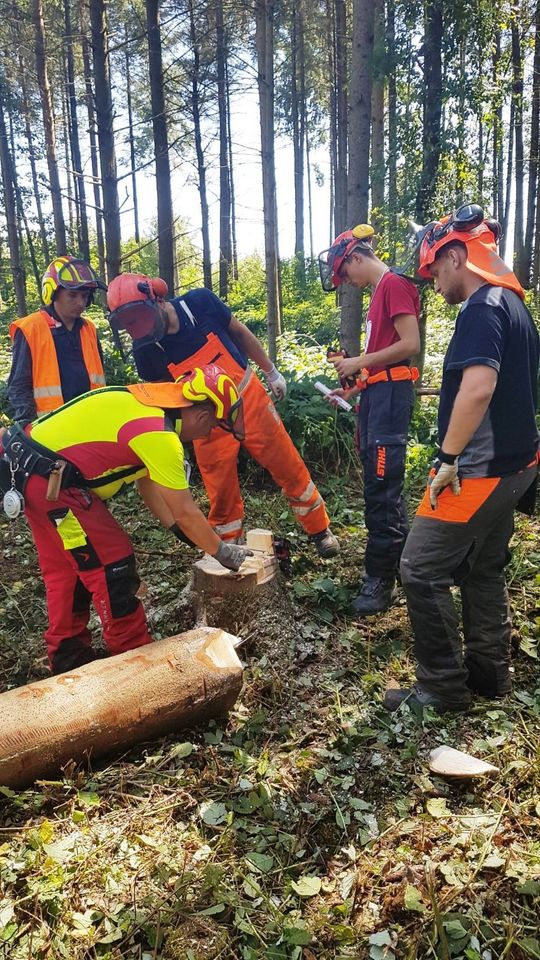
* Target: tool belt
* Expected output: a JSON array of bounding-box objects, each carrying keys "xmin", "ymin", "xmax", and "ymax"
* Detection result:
[
  {"xmin": 356, "ymin": 365, "xmax": 420, "ymax": 392},
  {"xmin": 0, "ymin": 424, "xmax": 138, "ymax": 502}
]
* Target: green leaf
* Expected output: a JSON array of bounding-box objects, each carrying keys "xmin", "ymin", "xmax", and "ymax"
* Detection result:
[
  {"xmin": 404, "ymin": 884, "xmax": 425, "ymax": 913},
  {"xmin": 243, "ymin": 875, "xmax": 263, "ymax": 898},
  {"xmin": 245, "ymin": 852, "xmax": 274, "ymax": 874},
  {"xmin": 196, "ymin": 903, "xmax": 226, "ymax": 916},
  {"xmin": 201, "ymin": 801, "xmax": 227, "ymax": 826},
  {"xmin": 444, "ymin": 919, "xmax": 468, "ymax": 940},
  {"xmin": 77, "ymin": 791, "xmax": 100, "ymax": 807},
  {"xmin": 518, "ymin": 938, "xmax": 540, "ymax": 959},
  {"xmin": 171, "ymin": 742, "xmax": 194, "ymax": 759},
  {"xmin": 290, "ymin": 875, "xmax": 322, "ymax": 897},
  {"xmin": 426, "ymin": 797, "xmax": 450, "ymax": 818},
  {"xmin": 283, "ymin": 925, "xmax": 311, "ymax": 945},
  {"xmin": 517, "ymin": 881, "xmax": 540, "ymax": 896}
]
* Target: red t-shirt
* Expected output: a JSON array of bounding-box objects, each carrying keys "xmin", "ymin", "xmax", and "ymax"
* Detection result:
[{"xmin": 364, "ymin": 271, "xmax": 420, "ymax": 374}]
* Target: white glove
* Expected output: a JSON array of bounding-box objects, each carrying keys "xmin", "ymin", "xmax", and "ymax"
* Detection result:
[
  {"xmin": 429, "ymin": 458, "xmax": 461, "ymax": 509},
  {"xmin": 213, "ymin": 541, "xmax": 254, "ymax": 571},
  {"xmin": 264, "ymin": 364, "xmax": 287, "ymax": 400}
]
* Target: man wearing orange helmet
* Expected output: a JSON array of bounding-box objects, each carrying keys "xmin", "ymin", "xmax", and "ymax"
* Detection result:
[
  {"xmin": 384, "ymin": 203, "xmax": 539, "ymax": 714},
  {"xmin": 7, "ymin": 255, "xmax": 108, "ymax": 422},
  {"xmin": 106, "ymin": 276, "xmax": 339, "ymax": 559},
  {"xmin": 318, "ymin": 225, "xmax": 420, "ymax": 614},
  {"xmin": 0, "ymin": 365, "xmax": 251, "ymax": 674}
]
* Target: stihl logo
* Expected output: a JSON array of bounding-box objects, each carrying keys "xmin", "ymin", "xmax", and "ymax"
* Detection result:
[{"xmin": 376, "ymin": 446, "xmax": 386, "ymax": 478}]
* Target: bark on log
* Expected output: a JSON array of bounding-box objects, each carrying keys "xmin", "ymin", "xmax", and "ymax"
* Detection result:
[{"xmin": 0, "ymin": 627, "xmax": 243, "ymax": 789}]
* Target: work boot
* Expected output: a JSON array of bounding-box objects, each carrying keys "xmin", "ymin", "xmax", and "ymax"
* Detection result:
[
  {"xmin": 352, "ymin": 576, "xmax": 397, "ymax": 616},
  {"xmin": 383, "ymin": 685, "xmax": 469, "ymax": 714},
  {"xmin": 310, "ymin": 528, "xmax": 340, "ymax": 559}
]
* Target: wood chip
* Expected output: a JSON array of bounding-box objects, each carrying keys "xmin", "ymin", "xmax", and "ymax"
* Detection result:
[{"xmin": 429, "ymin": 745, "xmax": 499, "ymax": 778}]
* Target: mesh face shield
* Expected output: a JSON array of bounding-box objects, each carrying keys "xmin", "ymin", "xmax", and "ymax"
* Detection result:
[
  {"xmin": 222, "ymin": 396, "xmax": 245, "ymax": 441},
  {"xmin": 108, "ymin": 300, "xmax": 167, "ymax": 346}
]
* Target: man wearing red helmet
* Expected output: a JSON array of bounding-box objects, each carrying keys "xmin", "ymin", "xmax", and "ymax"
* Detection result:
[
  {"xmin": 318, "ymin": 225, "xmax": 420, "ymax": 614},
  {"xmin": 7, "ymin": 255, "xmax": 108, "ymax": 422},
  {"xmin": 384, "ymin": 203, "xmax": 539, "ymax": 714},
  {"xmin": 107, "ymin": 275, "xmax": 339, "ymax": 559},
  {"xmin": 0, "ymin": 365, "xmax": 252, "ymax": 674}
]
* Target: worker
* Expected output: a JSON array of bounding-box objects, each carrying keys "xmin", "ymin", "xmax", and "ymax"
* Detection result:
[
  {"xmin": 106, "ymin": 276, "xmax": 340, "ymax": 559},
  {"xmin": 7, "ymin": 255, "xmax": 107, "ymax": 422},
  {"xmin": 384, "ymin": 203, "xmax": 539, "ymax": 714},
  {"xmin": 318, "ymin": 224, "xmax": 420, "ymax": 614},
  {"xmin": 0, "ymin": 364, "xmax": 252, "ymax": 675}
]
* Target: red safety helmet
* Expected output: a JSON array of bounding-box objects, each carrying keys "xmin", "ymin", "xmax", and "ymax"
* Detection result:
[
  {"xmin": 127, "ymin": 363, "xmax": 245, "ymax": 440},
  {"xmin": 107, "ymin": 273, "xmax": 169, "ymax": 342},
  {"xmin": 42, "ymin": 255, "xmax": 107, "ymax": 306},
  {"xmin": 318, "ymin": 224, "xmax": 375, "ymax": 291},
  {"xmin": 416, "ymin": 203, "xmax": 524, "ymax": 298}
]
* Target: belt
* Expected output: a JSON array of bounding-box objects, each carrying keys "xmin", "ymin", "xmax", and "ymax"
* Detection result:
[{"xmin": 356, "ymin": 365, "xmax": 419, "ymax": 391}]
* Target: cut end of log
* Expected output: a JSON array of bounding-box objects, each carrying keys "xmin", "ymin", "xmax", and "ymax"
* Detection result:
[{"xmin": 193, "ymin": 530, "xmax": 278, "ymax": 597}]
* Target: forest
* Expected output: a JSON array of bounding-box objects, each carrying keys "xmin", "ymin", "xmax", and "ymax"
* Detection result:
[{"xmin": 0, "ymin": 0, "xmax": 540, "ymax": 958}]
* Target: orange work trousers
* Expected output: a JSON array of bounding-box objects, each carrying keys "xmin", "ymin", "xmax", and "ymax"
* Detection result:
[{"xmin": 193, "ymin": 374, "xmax": 329, "ymax": 541}]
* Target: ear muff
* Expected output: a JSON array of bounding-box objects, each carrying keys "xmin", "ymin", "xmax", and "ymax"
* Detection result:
[
  {"xmin": 484, "ymin": 218, "xmax": 502, "ymax": 243},
  {"xmin": 453, "ymin": 203, "xmax": 485, "ymax": 232}
]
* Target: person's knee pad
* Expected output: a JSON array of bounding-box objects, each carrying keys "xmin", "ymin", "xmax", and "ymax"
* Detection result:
[{"xmin": 104, "ymin": 555, "xmax": 141, "ymax": 619}]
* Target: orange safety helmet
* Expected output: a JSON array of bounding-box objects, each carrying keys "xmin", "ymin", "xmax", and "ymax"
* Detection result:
[
  {"xmin": 42, "ymin": 255, "xmax": 107, "ymax": 306},
  {"xmin": 107, "ymin": 273, "xmax": 169, "ymax": 342},
  {"xmin": 416, "ymin": 203, "xmax": 524, "ymax": 298},
  {"xmin": 318, "ymin": 224, "xmax": 375, "ymax": 291},
  {"xmin": 127, "ymin": 363, "xmax": 245, "ymax": 440}
]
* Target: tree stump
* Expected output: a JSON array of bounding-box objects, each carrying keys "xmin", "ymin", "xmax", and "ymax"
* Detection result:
[{"xmin": 191, "ymin": 530, "xmax": 297, "ymax": 650}]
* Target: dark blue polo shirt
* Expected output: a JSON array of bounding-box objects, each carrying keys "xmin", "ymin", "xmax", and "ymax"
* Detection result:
[
  {"xmin": 438, "ymin": 285, "xmax": 539, "ymax": 477},
  {"xmin": 133, "ymin": 288, "xmax": 248, "ymax": 382}
]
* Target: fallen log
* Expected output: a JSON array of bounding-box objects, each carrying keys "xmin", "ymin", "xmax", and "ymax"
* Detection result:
[{"xmin": 0, "ymin": 627, "xmax": 243, "ymax": 789}]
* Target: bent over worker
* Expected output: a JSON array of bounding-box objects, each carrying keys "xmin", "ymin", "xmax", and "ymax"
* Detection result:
[
  {"xmin": 384, "ymin": 203, "xmax": 539, "ymax": 714},
  {"xmin": 106, "ymin": 276, "xmax": 340, "ymax": 559},
  {"xmin": 0, "ymin": 365, "xmax": 252, "ymax": 675},
  {"xmin": 7, "ymin": 255, "xmax": 107, "ymax": 422},
  {"xmin": 318, "ymin": 225, "xmax": 420, "ymax": 614}
]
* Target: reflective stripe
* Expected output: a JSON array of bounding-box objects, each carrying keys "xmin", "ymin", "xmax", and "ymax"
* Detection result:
[
  {"xmin": 289, "ymin": 480, "xmax": 315, "ymax": 504},
  {"xmin": 215, "ymin": 520, "xmax": 243, "ymax": 535},
  {"xmin": 90, "ymin": 374, "xmax": 106, "ymax": 385},
  {"xmin": 34, "ymin": 385, "xmax": 63, "ymax": 399},
  {"xmin": 54, "ymin": 510, "xmax": 88, "ymax": 550},
  {"xmin": 291, "ymin": 496, "xmax": 324, "ymax": 517}
]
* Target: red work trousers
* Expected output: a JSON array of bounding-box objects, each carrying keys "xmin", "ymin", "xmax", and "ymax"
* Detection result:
[
  {"xmin": 194, "ymin": 374, "xmax": 330, "ymax": 541},
  {"xmin": 24, "ymin": 476, "xmax": 152, "ymax": 674}
]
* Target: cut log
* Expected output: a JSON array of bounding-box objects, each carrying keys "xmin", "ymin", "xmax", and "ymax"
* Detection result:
[
  {"xmin": 0, "ymin": 627, "xmax": 243, "ymax": 789},
  {"xmin": 429, "ymin": 745, "xmax": 499, "ymax": 779},
  {"xmin": 246, "ymin": 528, "xmax": 274, "ymax": 552}
]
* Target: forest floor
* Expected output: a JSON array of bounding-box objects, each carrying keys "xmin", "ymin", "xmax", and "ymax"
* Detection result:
[{"xmin": 0, "ymin": 472, "xmax": 539, "ymax": 960}]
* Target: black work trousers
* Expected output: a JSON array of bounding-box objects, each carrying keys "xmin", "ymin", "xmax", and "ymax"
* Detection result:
[
  {"xmin": 357, "ymin": 380, "xmax": 415, "ymax": 579},
  {"xmin": 400, "ymin": 465, "xmax": 537, "ymax": 706}
]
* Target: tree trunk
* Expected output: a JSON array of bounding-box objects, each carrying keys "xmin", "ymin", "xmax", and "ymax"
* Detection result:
[
  {"xmin": 216, "ymin": 0, "xmax": 231, "ymax": 298},
  {"xmin": 0, "ymin": 80, "xmax": 26, "ymax": 313},
  {"xmin": 524, "ymin": 0, "xmax": 540, "ymax": 287},
  {"xmin": 326, "ymin": 0, "xmax": 337, "ymax": 241},
  {"xmin": 8, "ymin": 110, "xmax": 40, "ymax": 291},
  {"xmin": 341, "ymin": 0, "xmax": 374, "ymax": 356},
  {"xmin": 33, "ymin": 0, "xmax": 67, "ymax": 252},
  {"xmin": 415, "ymin": 0, "xmax": 443, "ymax": 222},
  {"xmin": 89, "ymin": 0, "xmax": 121, "ymax": 281},
  {"xmin": 146, "ymin": 0, "xmax": 175, "ymax": 292},
  {"xmin": 124, "ymin": 27, "xmax": 140, "ymax": 245},
  {"xmin": 64, "ymin": 0, "xmax": 90, "ymax": 261},
  {"xmin": 511, "ymin": 17, "xmax": 526, "ymax": 285},
  {"xmin": 188, "ymin": 0, "xmax": 212, "ymax": 290},
  {"xmin": 80, "ymin": 3, "xmax": 106, "ymax": 278},
  {"xmin": 370, "ymin": 0, "xmax": 385, "ymax": 230},
  {"xmin": 19, "ymin": 57, "xmax": 50, "ymax": 264},
  {"xmin": 291, "ymin": 0, "xmax": 305, "ymax": 282},
  {"xmin": 335, "ymin": 0, "xmax": 348, "ymax": 236},
  {"xmin": 386, "ymin": 0, "xmax": 397, "ymax": 258},
  {"xmin": 491, "ymin": 31, "xmax": 504, "ymax": 223},
  {"xmin": 226, "ymin": 57, "xmax": 238, "ymax": 282},
  {"xmin": 61, "ymin": 82, "xmax": 76, "ymax": 247},
  {"xmin": 256, "ymin": 0, "xmax": 281, "ymax": 361},
  {"xmin": 500, "ymin": 95, "xmax": 514, "ymax": 263},
  {"xmin": 305, "ymin": 119, "xmax": 315, "ymax": 262}
]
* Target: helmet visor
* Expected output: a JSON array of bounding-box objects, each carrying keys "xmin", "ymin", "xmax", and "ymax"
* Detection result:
[
  {"xmin": 57, "ymin": 259, "xmax": 106, "ymax": 292},
  {"xmin": 318, "ymin": 250, "xmax": 337, "ymax": 292},
  {"xmin": 218, "ymin": 396, "xmax": 245, "ymax": 441},
  {"xmin": 109, "ymin": 300, "xmax": 166, "ymax": 344}
]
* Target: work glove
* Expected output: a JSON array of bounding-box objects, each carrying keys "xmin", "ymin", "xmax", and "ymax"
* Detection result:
[
  {"xmin": 213, "ymin": 540, "xmax": 254, "ymax": 571},
  {"xmin": 264, "ymin": 364, "xmax": 287, "ymax": 400},
  {"xmin": 429, "ymin": 454, "xmax": 461, "ymax": 509}
]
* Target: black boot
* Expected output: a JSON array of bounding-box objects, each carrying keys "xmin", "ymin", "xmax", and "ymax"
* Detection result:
[
  {"xmin": 310, "ymin": 528, "xmax": 340, "ymax": 559},
  {"xmin": 383, "ymin": 685, "xmax": 469, "ymax": 714},
  {"xmin": 352, "ymin": 576, "xmax": 397, "ymax": 615}
]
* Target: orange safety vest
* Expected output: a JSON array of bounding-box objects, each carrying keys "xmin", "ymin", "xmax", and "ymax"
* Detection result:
[{"xmin": 9, "ymin": 309, "xmax": 105, "ymax": 414}]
